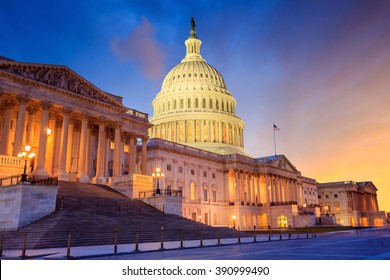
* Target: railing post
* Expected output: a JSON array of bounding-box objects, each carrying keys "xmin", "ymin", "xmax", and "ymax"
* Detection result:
[
  {"xmin": 306, "ymin": 225, "xmax": 309, "ymax": 238},
  {"xmin": 21, "ymin": 233, "xmax": 27, "ymax": 258},
  {"xmin": 180, "ymin": 230, "xmax": 184, "ymax": 248},
  {"xmin": 217, "ymin": 229, "xmax": 221, "ymax": 245},
  {"xmin": 0, "ymin": 235, "xmax": 3, "ymax": 257},
  {"xmin": 66, "ymin": 232, "xmax": 71, "ymax": 258},
  {"xmin": 268, "ymin": 225, "xmax": 271, "ymax": 241},
  {"xmin": 253, "ymin": 233, "xmax": 257, "ymax": 243},
  {"xmin": 135, "ymin": 231, "xmax": 139, "ymax": 252},
  {"xmin": 199, "ymin": 225, "xmax": 203, "ymax": 247},
  {"xmin": 113, "ymin": 226, "xmax": 119, "ymax": 254},
  {"xmin": 160, "ymin": 226, "xmax": 164, "ymax": 250},
  {"xmin": 238, "ymin": 228, "xmax": 241, "ymax": 244},
  {"xmin": 279, "ymin": 230, "xmax": 282, "ymax": 240}
]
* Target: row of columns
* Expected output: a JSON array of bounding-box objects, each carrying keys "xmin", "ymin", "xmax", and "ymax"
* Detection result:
[
  {"xmin": 151, "ymin": 120, "xmax": 244, "ymax": 147},
  {"xmin": 0, "ymin": 95, "xmax": 148, "ymax": 182},
  {"xmin": 266, "ymin": 174, "xmax": 299, "ymax": 204},
  {"xmin": 231, "ymin": 170, "xmax": 300, "ymax": 205}
]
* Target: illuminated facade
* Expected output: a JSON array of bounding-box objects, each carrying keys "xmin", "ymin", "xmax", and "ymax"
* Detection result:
[
  {"xmin": 0, "ymin": 20, "xmax": 386, "ymax": 229},
  {"xmin": 318, "ymin": 181, "xmax": 386, "ymax": 227},
  {"xmin": 0, "ymin": 56, "xmax": 150, "ymax": 190}
]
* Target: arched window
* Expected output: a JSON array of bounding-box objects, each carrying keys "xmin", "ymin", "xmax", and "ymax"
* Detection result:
[
  {"xmin": 167, "ymin": 101, "xmax": 171, "ymax": 111},
  {"xmin": 195, "ymin": 98, "xmax": 199, "ymax": 108},
  {"xmin": 216, "ymin": 100, "xmax": 219, "ymax": 110},
  {"xmin": 209, "ymin": 99, "xmax": 213, "ymax": 109},
  {"xmin": 163, "ymin": 103, "xmax": 166, "ymax": 112},
  {"xmin": 202, "ymin": 98, "xmax": 206, "ymax": 108},
  {"xmin": 190, "ymin": 182, "xmax": 196, "ymax": 200},
  {"xmin": 222, "ymin": 101, "xmax": 225, "ymax": 111},
  {"xmin": 188, "ymin": 98, "xmax": 191, "ymax": 108},
  {"xmin": 173, "ymin": 100, "xmax": 177, "ymax": 110},
  {"xmin": 180, "ymin": 99, "xmax": 184, "ymax": 109}
]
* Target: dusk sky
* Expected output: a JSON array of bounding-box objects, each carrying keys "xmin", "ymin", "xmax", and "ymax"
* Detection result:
[{"xmin": 1, "ymin": 0, "xmax": 389, "ymax": 212}]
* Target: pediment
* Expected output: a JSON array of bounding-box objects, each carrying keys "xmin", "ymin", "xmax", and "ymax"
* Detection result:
[
  {"xmin": 268, "ymin": 155, "xmax": 299, "ymax": 173},
  {"xmin": 0, "ymin": 62, "xmax": 124, "ymax": 108}
]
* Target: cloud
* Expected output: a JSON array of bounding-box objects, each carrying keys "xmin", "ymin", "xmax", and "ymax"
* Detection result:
[{"xmin": 111, "ymin": 16, "xmax": 165, "ymax": 80}]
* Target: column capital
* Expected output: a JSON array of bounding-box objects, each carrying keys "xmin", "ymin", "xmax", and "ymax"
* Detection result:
[
  {"xmin": 16, "ymin": 95, "xmax": 31, "ymax": 105},
  {"xmin": 113, "ymin": 121, "xmax": 123, "ymax": 129},
  {"xmin": 41, "ymin": 101, "xmax": 53, "ymax": 111},
  {"xmin": 49, "ymin": 111, "xmax": 59, "ymax": 120},
  {"xmin": 80, "ymin": 111, "xmax": 90, "ymax": 121},
  {"xmin": 61, "ymin": 107, "xmax": 72, "ymax": 116},
  {"xmin": 96, "ymin": 116, "xmax": 107, "ymax": 125},
  {"xmin": 1, "ymin": 99, "xmax": 16, "ymax": 110},
  {"xmin": 27, "ymin": 105, "xmax": 39, "ymax": 115}
]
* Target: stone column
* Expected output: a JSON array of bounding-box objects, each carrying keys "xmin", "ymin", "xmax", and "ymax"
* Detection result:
[
  {"xmin": 25, "ymin": 105, "xmax": 39, "ymax": 147},
  {"xmin": 240, "ymin": 171, "xmax": 245, "ymax": 202},
  {"xmin": 234, "ymin": 170, "xmax": 240, "ymax": 202},
  {"xmin": 191, "ymin": 120, "xmax": 195, "ymax": 142},
  {"xmin": 141, "ymin": 136, "xmax": 147, "ymax": 175},
  {"xmin": 35, "ymin": 101, "xmax": 52, "ymax": 178},
  {"xmin": 92, "ymin": 117, "xmax": 106, "ymax": 183},
  {"xmin": 58, "ymin": 107, "xmax": 72, "ymax": 181},
  {"xmin": 113, "ymin": 121, "xmax": 122, "ymax": 177},
  {"xmin": 65, "ymin": 117, "xmax": 75, "ymax": 173},
  {"xmin": 0, "ymin": 99, "xmax": 16, "ymax": 155},
  {"xmin": 246, "ymin": 173, "xmax": 251, "ymax": 203},
  {"xmin": 12, "ymin": 95, "xmax": 30, "ymax": 156},
  {"xmin": 76, "ymin": 112, "xmax": 89, "ymax": 182},
  {"xmin": 200, "ymin": 120, "xmax": 204, "ymax": 142},
  {"xmin": 128, "ymin": 134, "xmax": 136, "ymax": 176},
  {"xmin": 218, "ymin": 121, "xmax": 222, "ymax": 143}
]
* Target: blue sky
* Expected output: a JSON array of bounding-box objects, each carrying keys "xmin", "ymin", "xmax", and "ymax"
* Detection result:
[{"xmin": 1, "ymin": 0, "xmax": 390, "ymax": 211}]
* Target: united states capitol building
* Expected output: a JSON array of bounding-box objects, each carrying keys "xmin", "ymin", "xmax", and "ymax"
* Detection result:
[{"xmin": 0, "ymin": 20, "xmax": 386, "ymax": 230}]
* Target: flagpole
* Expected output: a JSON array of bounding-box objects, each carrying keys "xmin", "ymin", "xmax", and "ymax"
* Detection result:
[{"xmin": 273, "ymin": 123, "xmax": 277, "ymax": 156}]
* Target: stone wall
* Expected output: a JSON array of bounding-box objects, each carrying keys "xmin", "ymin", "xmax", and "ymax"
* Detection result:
[
  {"xmin": 142, "ymin": 195, "xmax": 183, "ymax": 216},
  {"xmin": 0, "ymin": 183, "xmax": 58, "ymax": 230}
]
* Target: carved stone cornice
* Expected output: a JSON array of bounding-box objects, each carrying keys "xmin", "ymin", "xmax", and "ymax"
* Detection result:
[{"xmin": 0, "ymin": 63, "xmax": 125, "ymax": 109}]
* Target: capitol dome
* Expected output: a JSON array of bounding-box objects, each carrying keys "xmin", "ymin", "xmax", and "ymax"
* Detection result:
[{"xmin": 149, "ymin": 19, "xmax": 246, "ymax": 155}]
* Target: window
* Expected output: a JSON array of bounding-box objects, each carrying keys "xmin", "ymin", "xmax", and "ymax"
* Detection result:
[
  {"xmin": 110, "ymin": 141, "xmax": 115, "ymax": 150},
  {"xmin": 212, "ymin": 190, "xmax": 217, "ymax": 202},
  {"xmin": 203, "ymin": 171, "xmax": 207, "ymax": 177},
  {"xmin": 212, "ymin": 173, "xmax": 216, "ymax": 179},
  {"xmin": 203, "ymin": 189, "xmax": 208, "ymax": 201},
  {"xmin": 174, "ymin": 100, "xmax": 177, "ymax": 110},
  {"xmin": 178, "ymin": 166, "xmax": 183, "ymax": 173},
  {"xmin": 166, "ymin": 164, "xmax": 171, "ymax": 171},
  {"xmin": 123, "ymin": 145, "xmax": 129, "ymax": 152},
  {"xmin": 190, "ymin": 183, "xmax": 196, "ymax": 200},
  {"xmin": 203, "ymin": 98, "xmax": 206, "ymax": 108},
  {"xmin": 180, "ymin": 99, "xmax": 184, "ymax": 109},
  {"xmin": 326, "ymin": 195, "xmax": 329, "ymax": 198},
  {"xmin": 195, "ymin": 98, "xmax": 199, "ymax": 108},
  {"xmin": 191, "ymin": 169, "xmax": 195, "ymax": 175},
  {"xmin": 318, "ymin": 195, "xmax": 321, "ymax": 199},
  {"xmin": 188, "ymin": 98, "xmax": 191, "ymax": 108},
  {"xmin": 334, "ymin": 194, "xmax": 338, "ymax": 198}
]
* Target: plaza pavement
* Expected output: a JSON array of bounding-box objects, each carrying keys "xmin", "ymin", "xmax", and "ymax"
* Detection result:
[{"xmin": 1, "ymin": 227, "xmax": 389, "ymax": 260}]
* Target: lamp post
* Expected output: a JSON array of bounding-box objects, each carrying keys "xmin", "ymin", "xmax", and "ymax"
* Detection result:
[
  {"xmin": 268, "ymin": 185, "xmax": 272, "ymax": 229},
  {"xmin": 17, "ymin": 145, "xmax": 35, "ymax": 183},
  {"xmin": 232, "ymin": 215, "xmax": 236, "ymax": 229},
  {"xmin": 152, "ymin": 167, "xmax": 164, "ymax": 195}
]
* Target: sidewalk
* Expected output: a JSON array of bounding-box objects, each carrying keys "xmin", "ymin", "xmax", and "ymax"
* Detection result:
[{"xmin": 1, "ymin": 233, "xmax": 305, "ymax": 260}]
